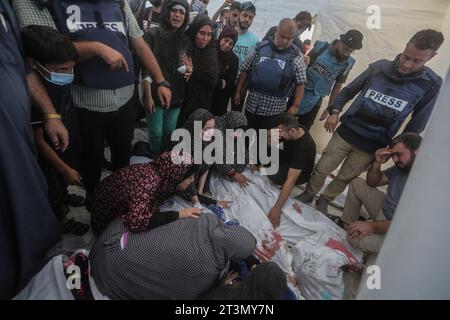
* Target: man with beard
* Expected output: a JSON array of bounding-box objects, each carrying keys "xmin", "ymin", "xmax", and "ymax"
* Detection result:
[
  {"xmin": 262, "ymin": 11, "xmax": 312, "ymax": 54},
  {"xmin": 334, "ymin": 133, "xmax": 422, "ymax": 254},
  {"xmin": 293, "ymin": 30, "xmax": 363, "ymax": 130},
  {"xmin": 233, "ymin": 1, "xmax": 258, "ymax": 76},
  {"xmin": 235, "ymin": 18, "xmax": 306, "ymax": 130},
  {"xmin": 297, "ymin": 29, "xmax": 444, "ymax": 215},
  {"xmin": 231, "ymin": 1, "xmax": 258, "ymax": 111},
  {"xmin": 227, "ymin": 1, "xmax": 241, "ymax": 28}
]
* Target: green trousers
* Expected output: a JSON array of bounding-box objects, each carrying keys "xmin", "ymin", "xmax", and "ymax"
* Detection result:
[{"xmin": 146, "ymin": 106, "xmax": 181, "ymax": 158}]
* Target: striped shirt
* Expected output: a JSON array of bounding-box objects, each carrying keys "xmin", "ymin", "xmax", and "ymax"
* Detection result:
[{"xmin": 13, "ymin": 0, "xmax": 143, "ymax": 112}]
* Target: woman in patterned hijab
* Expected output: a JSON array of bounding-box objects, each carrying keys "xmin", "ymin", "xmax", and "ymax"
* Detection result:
[
  {"xmin": 90, "ymin": 151, "xmax": 200, "ymax": 235},
  {"xmin": 90, "ymin": 212, "xmax": 257, "ymax": 299}
]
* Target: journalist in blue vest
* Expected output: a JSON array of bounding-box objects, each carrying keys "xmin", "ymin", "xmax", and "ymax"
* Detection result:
[
  {"xmin": 295, "ymin": 29, "xmax": 363, "ymax": 130},
  {"xmin": 13, "ymin": 0, "xmax": 172, "ymax": 202},
  {"xmin": 297, "ymin": 29, "xmax": 444, "ymax": 215},
  {"xmin": 234, "ymin": 18, "xmax": 307, "ymax": 131}
]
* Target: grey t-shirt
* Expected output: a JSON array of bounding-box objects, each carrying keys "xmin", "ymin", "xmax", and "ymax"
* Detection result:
[{"xmin": 383, "ymin": 166, "xmax": 409, "ymax": 220}]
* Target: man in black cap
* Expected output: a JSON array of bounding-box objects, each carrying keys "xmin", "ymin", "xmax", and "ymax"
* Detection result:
[
  {"xmin": 295, "ymin": 29, "xmax": 363, "ymax": 210},
  {"xmin": 290, "ymin": 29, "xmax": 363, "ymax": 131}
]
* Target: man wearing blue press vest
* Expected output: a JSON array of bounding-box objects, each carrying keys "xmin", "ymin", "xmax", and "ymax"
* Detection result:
[
  {"xmin": 297, "ymin": 29, "xmax": 444, "ymax": 215},
  {"xmin": 235, "ymin": 18, "xmax": 307, "ymax": 131},
  {"xmin": 13, "ymin": 0, "xmax": 172, "ymax": 205},
  {"xmin": 295, "ymin": 30, "xmax": 363, "ymax": 130}
]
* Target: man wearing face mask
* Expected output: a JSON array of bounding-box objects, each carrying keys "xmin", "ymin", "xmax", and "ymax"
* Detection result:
[
  {"xmin": 22, "ymin": 25, "xmax": 89, "ymax": 235},
  {"xmin": 336, "ymin": 133, "xmax": 422, "ymax": 254},
  {"xmin": 13, "ymin": 0, "xmax": 172, "ymax": 208},
  {"xmin": 297, "ymin": 30, "xmax": 444, "ymax": 215},
  {"xmin": 292, "ymin": 30, "xmax": 363, "ymax": 131}
]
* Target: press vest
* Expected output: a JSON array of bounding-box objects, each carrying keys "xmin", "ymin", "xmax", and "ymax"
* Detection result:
[
  {"xmin": 43, "ymin": 0, "xmax": 135, "ymax": 89},
  {"xmin": 299, "ymin": 41, "xmax": 354, "ymax": 115},
  {"xmin": 248, "ymin": 40, "xmax": 297, "ymax": 98},
  {"xmin": 341, "ymin": 60, "xmax": 440, "ymax": 146}
]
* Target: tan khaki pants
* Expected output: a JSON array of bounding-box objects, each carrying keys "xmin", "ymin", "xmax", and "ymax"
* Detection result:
[
  {"xmin": 342, "ymin": 177, "xmax": 387, "ymax": 253},
  {"xmin": 306, "ymin": 132, "xmax": 374, "ymax": 200}
]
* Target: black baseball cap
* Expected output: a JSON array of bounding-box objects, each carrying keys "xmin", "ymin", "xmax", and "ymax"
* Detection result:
[
  {"xmin": 241, "ymin": 1, "xmax": 256, "ymax": 13},
  {"xmin": 340, "ymin": 29, "xmax": 363, "ymax": 50}
]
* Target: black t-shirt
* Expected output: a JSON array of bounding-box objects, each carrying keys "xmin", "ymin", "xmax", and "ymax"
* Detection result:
[
  {"xmin": 141, "ymin": 7, "xmax": 161, "ymax": 32},
  {"xmin": 279, "ymin": 127, "xmax": 316, "ymax": 181}
]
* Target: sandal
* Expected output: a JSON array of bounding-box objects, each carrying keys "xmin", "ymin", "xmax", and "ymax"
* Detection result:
[
  {"xmin": 324, "ymin": 213, "xmax": 347, "ymax": 229},
  {"xmin": 63, "ymin": 219, "xmax": 90, "ymax": 236},
  {"xmin": 64, "ymin": 194, "xmax": 86, "ymax": 207}
]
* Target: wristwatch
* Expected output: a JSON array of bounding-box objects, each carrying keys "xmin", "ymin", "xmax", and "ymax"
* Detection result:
[
  {"xmin": 156, "ymin": 80, "xmax": 170, "ymax": 88},
  {"xmin": 43, "ymin": 113, "xmax": 62, "ymax": 120}
]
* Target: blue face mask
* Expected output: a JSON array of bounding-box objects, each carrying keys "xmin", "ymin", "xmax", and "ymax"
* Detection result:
[{"xmin": 36, "ymin": 61, "xmax": 74, "ymax": 86}]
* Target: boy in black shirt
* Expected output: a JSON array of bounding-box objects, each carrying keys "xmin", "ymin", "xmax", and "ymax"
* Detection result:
[
  {"xmin": 22, "ymin": 25, "xmax": 89, "ymax": 235},
  {"xmin": 266, "ymin": 113, "xmax": 316, "ymax": 227}
]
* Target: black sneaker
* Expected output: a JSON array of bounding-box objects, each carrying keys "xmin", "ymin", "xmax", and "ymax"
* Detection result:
[
  {"xmin": 295, "ymin": 191, "xmax": 314, "ymax": 204},
  {"xmin": 316, "ymin": 195, "xmax": 330, "ymax": 215}
]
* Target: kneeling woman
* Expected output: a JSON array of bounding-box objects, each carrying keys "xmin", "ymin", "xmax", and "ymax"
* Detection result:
[
  {"xmin": 90, "ymin": 213, "xmax": 256, "ymax": 299},
  {"xmin": 90, "ymin": 151, "xmax": 201, "ymax": 235}
]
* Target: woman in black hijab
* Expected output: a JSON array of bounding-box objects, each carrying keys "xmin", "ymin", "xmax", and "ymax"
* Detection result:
[
  {"xmin": 211, "ymin": 26, "xmax": 239, "ymax": 116},
  {"xmin": 177, "ymin": 13, "xmax": 219, "ymax": 126}
]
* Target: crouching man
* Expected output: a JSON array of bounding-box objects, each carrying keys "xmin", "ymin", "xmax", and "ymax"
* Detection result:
[{"xmin": 340, "ymin": 132, "xmax": 422, "ymax": 254}]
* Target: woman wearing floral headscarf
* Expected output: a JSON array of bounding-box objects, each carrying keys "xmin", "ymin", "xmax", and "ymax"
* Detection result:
[{"xmin": 90, "ymin": 151, "xmax": 201, "ymax": 235}]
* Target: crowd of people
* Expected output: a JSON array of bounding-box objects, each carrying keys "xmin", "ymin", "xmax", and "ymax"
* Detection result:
[{"xmin": 0, "ymin": 0, "xmax": 445, "ymax": 300}]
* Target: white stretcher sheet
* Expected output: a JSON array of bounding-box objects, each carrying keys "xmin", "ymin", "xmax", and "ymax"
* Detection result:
[
  {"xmin": 208, "ymin": 169, "xmax": 363, "ymax": 300},
  {"xmin": 14, "ymin": 250, "xmax": 110, "ymax": 300}
]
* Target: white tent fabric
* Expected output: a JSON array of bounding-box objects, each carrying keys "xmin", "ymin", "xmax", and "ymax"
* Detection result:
[{"xmin": 208, "ymin": 0, "xmax": 449, "ymax": 79}]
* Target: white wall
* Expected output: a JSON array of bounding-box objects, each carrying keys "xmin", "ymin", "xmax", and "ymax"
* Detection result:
[{"xmin": 428, "ymin": 2, "xmax": 450, "ymax": 79}]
